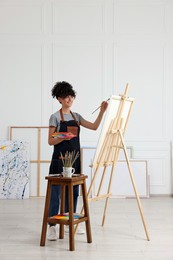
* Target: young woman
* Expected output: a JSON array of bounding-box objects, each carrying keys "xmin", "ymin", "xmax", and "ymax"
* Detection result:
[{"xmin": 47, "ymin": 81, "xmax": 108, "ymax": 240}]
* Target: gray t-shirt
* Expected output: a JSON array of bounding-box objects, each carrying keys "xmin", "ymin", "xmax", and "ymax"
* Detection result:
[{"xmin": 49, "ymin": 111, "xmax": 84, "ymax": 132}]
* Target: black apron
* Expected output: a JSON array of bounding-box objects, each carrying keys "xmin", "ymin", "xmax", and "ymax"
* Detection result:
[{"xmin": 49, "ymin": 109, "xmax": 81, "ymax": 175}]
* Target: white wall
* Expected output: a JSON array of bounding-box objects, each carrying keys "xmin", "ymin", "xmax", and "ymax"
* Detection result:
[{"xmin": 0, "ymin": 0, "xmax": 173, "ymax": 195}]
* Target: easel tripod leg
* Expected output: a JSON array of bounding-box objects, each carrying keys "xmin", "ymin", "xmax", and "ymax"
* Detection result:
[
  {"xmin": 119, "ymin": 130, "xmax": 150, "ymax": 241},
  {"xmin": 102, "ymin": 197, "xmax": 109, "ymax": 226}
]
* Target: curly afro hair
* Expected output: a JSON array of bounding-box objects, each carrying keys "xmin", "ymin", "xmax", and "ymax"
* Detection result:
[{"xmin": 51, "ymin": 81, "xmax": 76, "ymax": 99}]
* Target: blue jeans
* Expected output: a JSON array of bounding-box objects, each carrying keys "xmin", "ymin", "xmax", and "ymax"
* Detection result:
[{"xmin": 48, "ymin": 184, "xmax": 79, "ymax": 226}]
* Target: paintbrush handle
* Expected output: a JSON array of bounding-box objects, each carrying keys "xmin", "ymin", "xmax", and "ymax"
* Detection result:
[{"xmin": 92, "ymin": 98, "xmax": 110, "ymax": 114}]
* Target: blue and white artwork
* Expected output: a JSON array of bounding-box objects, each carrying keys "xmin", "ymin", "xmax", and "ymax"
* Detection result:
[{"xmin": 0, "ymin": 140, "xmax": 30, "ymax": 199}]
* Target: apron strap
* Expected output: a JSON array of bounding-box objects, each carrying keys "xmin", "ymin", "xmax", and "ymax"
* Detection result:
[{"xmin": 59, "ymin": 108, "xmax": 80, "ymax": 126}]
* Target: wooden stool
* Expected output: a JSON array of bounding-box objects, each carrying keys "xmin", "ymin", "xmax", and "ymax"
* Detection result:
[{"xmin": 40, "ymin": 174, "xmax": 92, "ymax": 251}]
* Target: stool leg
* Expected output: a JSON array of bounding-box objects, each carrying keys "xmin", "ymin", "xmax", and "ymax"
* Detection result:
[
  {"xmin": 81, "ymin": 181, "xmax": 92, "ymax": 243},
  {"xmin": 68, "ymin": 183, "xmax": 75, "ymax": 251},
  {"xmin": 40, "ymin": 181, "xmax": 52, "ymax": 246},
  {"xmin": 59, "ymin": 185, "xmax": 65, "ymax": 239}
]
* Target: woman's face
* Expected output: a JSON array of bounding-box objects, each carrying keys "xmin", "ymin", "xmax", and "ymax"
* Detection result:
[{"xmin": 58, "ymin": 95, "xmax": 74, "ymax": 108}]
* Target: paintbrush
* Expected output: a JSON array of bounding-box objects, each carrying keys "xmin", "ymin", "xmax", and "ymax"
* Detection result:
[{"xmin": 92, "ymin": 98, "xmax": 110, "ymax": 114}]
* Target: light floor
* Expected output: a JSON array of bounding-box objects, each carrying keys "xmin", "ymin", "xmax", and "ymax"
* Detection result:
[{"xmin": 0, "ymin": 196, "xmax": 173, "ymax": 260}]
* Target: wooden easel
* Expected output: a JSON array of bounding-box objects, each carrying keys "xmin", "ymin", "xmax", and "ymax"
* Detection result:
[{"xmin": 86, "ymin": 84, "xmax": 150, "ymax": 241}]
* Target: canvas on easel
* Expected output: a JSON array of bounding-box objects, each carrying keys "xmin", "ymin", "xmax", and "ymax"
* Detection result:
[{"xmin": 86, "ymin": 84, "xmax": 150, "ymax": 241}]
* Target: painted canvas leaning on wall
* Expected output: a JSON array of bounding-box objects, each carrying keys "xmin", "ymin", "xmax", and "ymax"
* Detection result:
[{"xmin": 0, "ymin": 140, "xmax": 30, "ymax": 199}]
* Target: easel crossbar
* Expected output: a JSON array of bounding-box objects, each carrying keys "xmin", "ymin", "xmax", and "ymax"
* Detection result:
[{"xmin": 88, "ymin": 193, "xmax": 112, "ymax": 202}]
